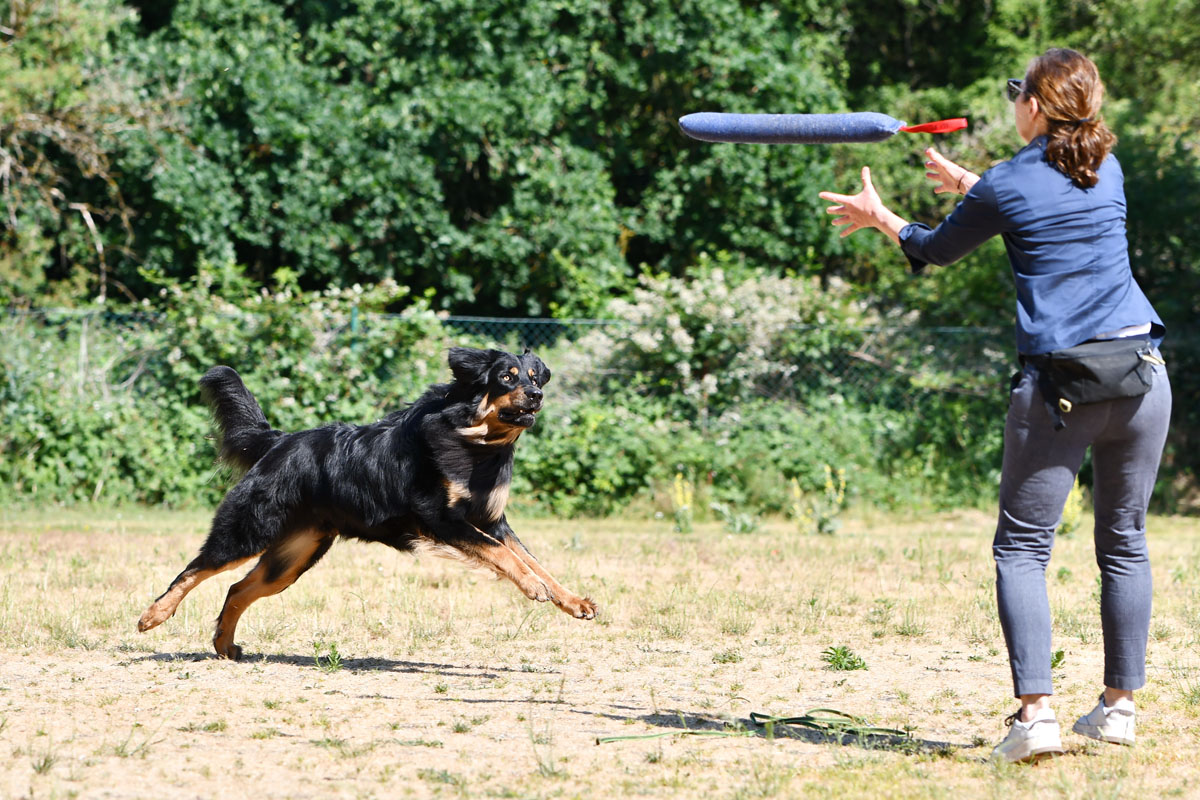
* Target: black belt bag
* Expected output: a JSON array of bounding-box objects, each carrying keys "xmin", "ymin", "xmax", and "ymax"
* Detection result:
[{"xmin": 1022, "ymin": 337, "xmax": 1164, "ymax": 430}]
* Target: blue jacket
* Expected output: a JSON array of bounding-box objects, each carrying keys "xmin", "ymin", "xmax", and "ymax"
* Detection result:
[{"xmin": 898, "ymin": 135, "xmax": 1164, "ymax": 356}]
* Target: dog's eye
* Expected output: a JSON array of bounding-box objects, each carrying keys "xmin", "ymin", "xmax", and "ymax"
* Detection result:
[{"xmin": 500, "ymin": 374, "xmax": 512, "ymax": 382}]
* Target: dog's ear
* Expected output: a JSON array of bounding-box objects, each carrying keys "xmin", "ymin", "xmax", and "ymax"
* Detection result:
[
  {"xmin": 527, "ymin": 351, "xmax": 552, "ymax": 386},
  {"xmin": 448, "ymin": 347, "xmax": 500, "ymax": 386}
]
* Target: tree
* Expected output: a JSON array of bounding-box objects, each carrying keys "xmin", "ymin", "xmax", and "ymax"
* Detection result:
[
  {"xmin": 7, "ymin": 0, "xmax": 858, "ymax": 315},
  {"xmin": 0, "ymin": 0, "xmax": 157, "ymax": 304}
]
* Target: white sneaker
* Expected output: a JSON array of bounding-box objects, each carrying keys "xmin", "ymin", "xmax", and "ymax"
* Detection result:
[
  {"xmin": 1072, "ymin": 694, "xmax": 1135, "ymax": 746},
  {"xmin": 990, "ymin": 707, "xmax": 1065, "ymax": 763}
]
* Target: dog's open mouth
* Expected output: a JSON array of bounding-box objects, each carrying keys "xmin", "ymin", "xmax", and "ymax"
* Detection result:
[{"xmin": 497, "ymin": 406, "xmax": 540, "ymax": 428}]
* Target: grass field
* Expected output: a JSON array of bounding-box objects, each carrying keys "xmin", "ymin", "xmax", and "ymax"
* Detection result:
[{"xmin": 2, "ymin": 505, "xmax": 1200, "ymax": 799}]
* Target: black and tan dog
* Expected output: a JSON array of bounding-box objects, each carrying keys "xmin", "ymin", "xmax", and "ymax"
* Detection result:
[{"xmin": 138, "ymin": 347, "xmax": 597, "ymax": 659}]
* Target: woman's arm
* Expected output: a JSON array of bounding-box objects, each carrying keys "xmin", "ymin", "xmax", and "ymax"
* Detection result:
[
  {"xmin": 818, "ymin": 167, "xmax": 909, "ymax": 244},
  {"xmin": 817, "ymin": 150, "xmax": 982, "ymax": 241},
  {"xmin": 819, "ymin": 160, "xmax": 1004, "ymax": 270}
]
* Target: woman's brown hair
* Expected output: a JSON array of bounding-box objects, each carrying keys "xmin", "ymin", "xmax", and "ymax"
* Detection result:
[{"xmin": 1023, "ymin": 48, "xmax": 1117, "ymax": 188}]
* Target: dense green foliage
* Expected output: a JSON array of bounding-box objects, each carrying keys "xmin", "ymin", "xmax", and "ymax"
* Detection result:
[
  {"xmin": 0, "ymin": 0, "xmax": 151, "ymax": 302},
  {"xmin": 515, "ymin": 260, "xmax": 1003, "ymax": 516},
  {"xmin": 0, "ymin": 268, "xmax": 448, "ymax": 505},
  {"xmin": 1, "ymin": 268, "xmax": 1004, "ymax": 513},
  {"xmin": 4, "ymin": 0, "xmax": 860, "ymax": 315},
  {"xmin": 5, "ymin": 0, "xmax": 1198, "ymax": 316},
  {"xmin": 2, "ymin": 0, "xmax": 1198, "ymax": 511}
]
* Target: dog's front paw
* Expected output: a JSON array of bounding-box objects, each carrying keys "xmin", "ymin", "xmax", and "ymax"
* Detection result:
[
  {"xmin": 137, "ymin": 603, "xmax": 171, "ymax": 632},
  {"xmin": 559, "ymin": 594, "xmax": 598, "ymax": 620}
]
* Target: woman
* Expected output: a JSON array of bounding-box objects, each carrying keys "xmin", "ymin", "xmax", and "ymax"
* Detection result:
[{"xmin": 818, "ymin": 48, "xmax": 1170, "ymax": 763}]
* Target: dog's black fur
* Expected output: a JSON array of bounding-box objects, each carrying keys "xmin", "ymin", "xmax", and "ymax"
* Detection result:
[{"xmin": 138, "ymin": 347, "xmax": 596, "ymax": 659}]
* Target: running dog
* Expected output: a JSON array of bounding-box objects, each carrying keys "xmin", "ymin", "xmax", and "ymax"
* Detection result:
[{"xmin": 138, "ymin": 347, "xmax": 597, "ymax": 659}]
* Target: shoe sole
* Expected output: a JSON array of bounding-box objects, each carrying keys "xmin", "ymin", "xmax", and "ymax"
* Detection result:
[
  {"xmin": 1072, "ymin": 722, "xmax": 1134, "ymax": 746},
  {"xmin": 1023, "ymin": 746, "xmax": 1066, "ymax": 763},
  {"xmin": 993, "ymin": 744, "xmax": 1065, "ymax": 764}
]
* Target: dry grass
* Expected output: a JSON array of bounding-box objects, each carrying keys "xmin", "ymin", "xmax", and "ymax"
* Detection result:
[{"xmin": 1, "ymin": 505, "xmax": 1199, "ymax": 798}]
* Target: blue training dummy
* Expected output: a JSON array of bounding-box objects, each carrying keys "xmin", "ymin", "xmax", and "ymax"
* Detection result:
[{"xmin": 678, "ymin": 112, "xmax": 967, "ymax": 144}]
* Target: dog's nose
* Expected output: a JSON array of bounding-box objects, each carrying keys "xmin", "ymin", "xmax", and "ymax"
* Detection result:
[{"xmin": 526, "ymin": 386, "xmax": 543, "ymax": 404}]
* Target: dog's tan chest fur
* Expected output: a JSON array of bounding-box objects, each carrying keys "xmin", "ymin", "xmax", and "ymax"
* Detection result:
[{"xmin": 443, "ymin": 477, "xmax": 510, "ymax": 523}]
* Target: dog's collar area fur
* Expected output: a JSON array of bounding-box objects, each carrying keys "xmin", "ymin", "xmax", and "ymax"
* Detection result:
[{"xmin": 446, "ymin": 389, "xmax": 537, "ymax": 448}]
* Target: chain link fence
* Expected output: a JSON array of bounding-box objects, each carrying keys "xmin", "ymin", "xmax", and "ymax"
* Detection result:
[
  {"xmin": 4, "ymin": 308, "xmax": 1194, "ymax": 509},
  {"xmin": 444, "ymin": 314, "xmax": 1015, "ymax": 403}
]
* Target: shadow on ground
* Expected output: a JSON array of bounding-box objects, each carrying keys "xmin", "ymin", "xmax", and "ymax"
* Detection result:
[
  {"xmin": 131, "ymin": 651, "xmax": 524, "ymax": 679},
  {"xmin": 584, "ymin": 707, "xmax": 970, "ymax": 755}
]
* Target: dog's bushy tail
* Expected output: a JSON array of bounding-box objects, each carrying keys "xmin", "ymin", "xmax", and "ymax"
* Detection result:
[{"xmin": 199, "ymin": 366, "xmax": 283, "ymax": 473}]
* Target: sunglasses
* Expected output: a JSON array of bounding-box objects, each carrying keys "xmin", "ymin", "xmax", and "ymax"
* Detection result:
[{"xmin": 1006, "ymin": 78, "xmax": 1024, "ymax": 102}]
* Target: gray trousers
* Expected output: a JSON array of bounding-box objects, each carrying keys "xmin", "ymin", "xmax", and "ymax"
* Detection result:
[{"xmin": 993, "ymin": 356, "xmax": 1171, "ymax": 697}]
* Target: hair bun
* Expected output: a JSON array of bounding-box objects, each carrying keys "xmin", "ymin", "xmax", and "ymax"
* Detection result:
[{"xmin": 1028, "ymin": 48, "xmax": 1115, "ymax": 188}]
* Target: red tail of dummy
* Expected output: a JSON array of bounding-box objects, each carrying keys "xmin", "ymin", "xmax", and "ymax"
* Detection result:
[{"xmin": 899, "ymin": 118, "xmax": 969, "ymax": 134}]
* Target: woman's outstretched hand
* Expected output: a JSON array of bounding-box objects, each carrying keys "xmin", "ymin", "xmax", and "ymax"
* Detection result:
[
  {"xmin": 819, "ymin": 166, "xmax": 907, "ymax": 245},
  {"xmin": 924, "ymin": 147, "xmax": 979, "ymax": 195}
]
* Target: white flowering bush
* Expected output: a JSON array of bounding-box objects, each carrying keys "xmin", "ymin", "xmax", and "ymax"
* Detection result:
[
  {"xmin": 561, "ymin": 252, "xmax": 880, "ymax": 420},
  {"xmin": 513, "ymin": 256, "xmax": 940, "ymax": 517}
]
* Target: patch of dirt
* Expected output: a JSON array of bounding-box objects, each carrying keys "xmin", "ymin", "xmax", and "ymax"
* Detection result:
[{"xmin": 2, "ymin": 511, "xmax": 1197, "ymax": 798}]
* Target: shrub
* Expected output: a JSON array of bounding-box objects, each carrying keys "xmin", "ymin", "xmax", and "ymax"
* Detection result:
[
  {"xmin": 512, "ymin": 393, "xmax": 681, "ymax": 517},
  {"xmin": 562, "ymin": 254, "xmax": 879, "ymax": 418},
  {"xmin": 1, "ymin": 264, "xmax": 1007, "ymax": 513},
  {"xmin": 0, "ymin": 267, "xmax": 450, "ymax": 506}
]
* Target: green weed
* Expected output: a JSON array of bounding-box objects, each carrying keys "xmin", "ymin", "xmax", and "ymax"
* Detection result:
[
  {"xmin": 313, "ymin": 641, "xmax": 344, "ymax": 673},
  {"xmin": 528, "ymin": 719, "xmax": 566, "ymax": 778},
  {"xmin": 180, "ymin": 719, "xmax": 227, "ymax": 733},
  {"xmin": 418, "ymin": 768, "xmax": 465, "ymax": 787},
  {"xmin": 709, "ymin": 502, "xmax": 759, "ymax": 534},
  {"xmin": 821, "ymin": 645, "xmax": 867, "ymax": 671},
  {"xmin": 789, "ymin": 466, "xmax": 847, "ymax": 536},
  {"xmin": 671, "ymin": 473, "xmax": 695, "ymax": 534},
  {"xmin": 719, "ymin": 597, "xmax": 754, "ymax": 636},
  {"xmin": 113, "ymin": 721, "xmax": 166, "ymax": 759},
  {"xmin": 1058, "ymin": 477, "xmax": 1085, "ymax": 535},
  {"xmin": 1169, "ymin": 662, "xmax": 1200, "ymax": 707},
  {"xmin": 895, "ymin": 602, "xmax": 928, "ymax": 637},
  {"xmin": 31, "ymin": 748, "xmax": 57, "ymax": 775}
]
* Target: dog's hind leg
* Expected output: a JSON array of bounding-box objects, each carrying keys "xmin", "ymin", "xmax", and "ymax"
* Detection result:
[
  {"xmin": 138, "ymin": 554, "xmax": 258, "ymax": 632},
  {"xmin": 140, "ymin": 485, "xmax": 286, "ymax": 634},
  {"xmin": 212, "ymin": 528, "xmax": 335, "ymax": 660}
]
